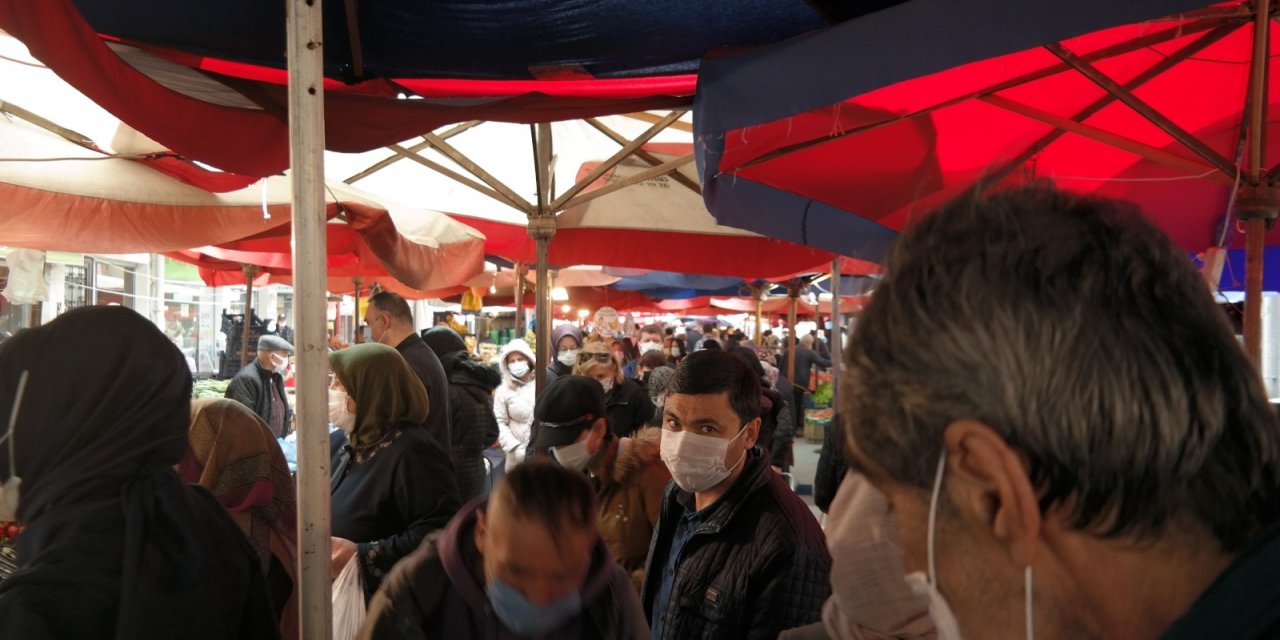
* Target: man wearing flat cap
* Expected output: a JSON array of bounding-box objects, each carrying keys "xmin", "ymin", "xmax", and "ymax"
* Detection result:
[
  {"xmin": 534, "ymin": 375, "xmax": 672, "ymax": 592},
  {"xmin": 225, "ymin": 334, "xmax": 294, "ymax": 437}
]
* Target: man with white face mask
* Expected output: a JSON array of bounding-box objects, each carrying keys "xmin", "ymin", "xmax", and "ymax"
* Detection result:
[
  {"xmin": 643, "ymin": 350, "xmax": 831, "ymax": 639},
  {"xmin": 224, "ymin": 334, "xmax": 293, "ymax": 437},
  {"xmin": 533, "ymin": 375, "xmax": 672, "ymax": 592},
  {"xmin": 624, "ymin": 324, "xmax": 666, "ymax": 380},
  {"xmin": 844, "ymin": 185, "xmax": 1280, "ymax": 640}
]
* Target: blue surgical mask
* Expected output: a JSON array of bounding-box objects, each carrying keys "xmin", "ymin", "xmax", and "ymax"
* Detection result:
[{"xmin": 486, "ymin": 574, "xmax": 581, "ymax": 636}]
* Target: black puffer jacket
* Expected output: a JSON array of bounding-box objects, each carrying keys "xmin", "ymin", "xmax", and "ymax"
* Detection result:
[
  {"xmin": 642, "ymin": 448, "xmax": 831, "ymax": 639},
  {"xmin": 439, "ymin": 352, "xmax": 501, "ymax": 502},
  {"xmin": 606, "ymin": 378, "xmax": 653, "ymax": 439}
]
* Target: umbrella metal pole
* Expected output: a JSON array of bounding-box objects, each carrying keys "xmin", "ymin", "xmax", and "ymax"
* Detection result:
[
  {"xmin": 830, "ymin": 260, "xmax": 842, "ymax": 408},
  {"xmin": 239, "ymin": 264, "xmax": 259, "ymax": 367},
  {"xmin": 352, "ymin": 277, "xmax": 363, "ymax": 343},
  {"xmin": 286, "ymin": 0, "xmax": 332, "ymax": 636},
  {"xmin": 786, "ymin": 281, "xmax": 800, "ymax": 383},
  {"xmin": 513, "ymin": 262, "xmax": 525, "ymax": 338},
  {"xmin": 530, "ymin": 122, "xmax": 555, "ymax": 397},
  {"xmin": 1243, "ymin": 0, "xmax": 1274, "ymax": 366}
]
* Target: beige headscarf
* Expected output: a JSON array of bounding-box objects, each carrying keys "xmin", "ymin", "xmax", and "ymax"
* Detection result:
[{"xmin": 822, "ymin": 472, "xmax": 936, "ymax": 640}]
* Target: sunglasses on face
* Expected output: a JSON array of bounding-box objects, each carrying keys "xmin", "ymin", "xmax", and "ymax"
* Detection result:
[{"xmin": 578, "ymin": 352, "xmax": 614, "ymax": 364}]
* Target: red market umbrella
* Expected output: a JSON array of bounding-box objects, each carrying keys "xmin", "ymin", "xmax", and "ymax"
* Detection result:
[
  {"xmin": 169, "ymin": 197, "xmax": 486, "ymax": 295},
  {"xmin": 696, "ymin": 0, "xmax": 1279, "ymax": 358}
]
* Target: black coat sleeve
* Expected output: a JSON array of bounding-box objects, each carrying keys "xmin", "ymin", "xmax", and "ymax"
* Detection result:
[
  {"xmin": 814, "ymin": 415, "xmax": 845, "ymax": 513},
  {"xmin": 355, "ymin": 441, "xmax": 461, "ymax": 595},
  {"xmin": 224, "ymin": 375, "xmax": 259, "ymax": 413}
]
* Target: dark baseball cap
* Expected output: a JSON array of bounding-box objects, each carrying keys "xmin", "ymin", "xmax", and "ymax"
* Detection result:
[{"xmin": 533, "ymin": 375, "xmax": 607, "ymax": 449}]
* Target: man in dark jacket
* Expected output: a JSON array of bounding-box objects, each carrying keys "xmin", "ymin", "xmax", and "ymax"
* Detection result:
[
  {"xmin": 780, "ymin": 334, "xmax": 831, "ymax": 428},
  {"xmin": 224, "ymin": 334, "xmax": 293, "ymax": 437},
  {"xmin": 359, "ymin": 459, "xmax": 649, "ymax": 639},
  {"xmin": 422, "ymin": 326, "xmax": 501, "ymax": 502},
  {"xmin": 643, "ymin": 350, "xmax": 831, "ymax": 639},
  {"xmin": 365, "ymin": 291, "xmax": 451, "ymax": 452}
]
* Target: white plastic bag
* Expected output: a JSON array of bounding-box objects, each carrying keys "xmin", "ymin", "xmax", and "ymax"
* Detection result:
[
  {"xmin": 332, "ymin": 555, "xmax": 367, "ymax": 640},
  {"xmin": 1, "ymin": 249, "xmax": 47, "ymax": 305}
]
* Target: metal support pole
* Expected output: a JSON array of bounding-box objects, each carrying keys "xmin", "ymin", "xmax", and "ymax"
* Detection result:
[
  {"xmin": 529, "ymin": 218, "xmax": 556, "ymax": 397},
  {"xmin": 286, "ymin": 0, "xmax": 331, "ymax": 635},
  {"xmin": 513, "ymin": 262, "xmax": 526, "ymax": 337},
  {"xmin": 830, "ymin": 260, "xmax": 842, "ymax": 407},
  {"xmin": 1243, "ymin": 0, "xmax": 1273, "ymax": 366},
  {"xmin": 352, "ymin": 277, "xmax": 364, "ymax": 343},
  {"xmin": 239, "ymin": 264, "xmax": 259, "ymax": 367},
  {"xmin": 530, "ymin": 122, "xmax": 555, "ymax": 397},
  {"xmin": 754, "ymin": 293, "xmax": 764, "ymax": 342}
]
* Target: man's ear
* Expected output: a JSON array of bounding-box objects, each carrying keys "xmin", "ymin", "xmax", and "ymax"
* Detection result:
[
  {"xmin": 942, "ymin": 420, "xmax": 1041, "ymax": 566},
  {"xmin": 474, "ymin": 510, "xmax": 487, "ymax": 555},
  {"xmin": 587, "ymin": 418, "xmax": 608, "ymax": 451},
  {"xmin": 742, "ymin": 417, "xmax": 762, "ymax": 449}
]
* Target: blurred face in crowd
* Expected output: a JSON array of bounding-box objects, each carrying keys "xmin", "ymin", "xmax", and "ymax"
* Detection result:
[
  {"xmin": 476, "ymin": 500, "xmax": 594, "ymax": 607},
  {"xmin": 364, "ymin": 307, "xmax": 391, "ymax": 345}
]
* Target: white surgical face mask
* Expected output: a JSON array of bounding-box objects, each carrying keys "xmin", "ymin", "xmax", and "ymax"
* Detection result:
[
  {"xmin": 903, "ymin": 453, "xmax": 1035, "ymax": 640},
  {"xmin": 660, "ymin": 427, "xmax": 748, "ymax": 493},
  {"xmin": 0, "ymin": 370, "xmax": 29, "ymax": 522},
  {"xmin": 270, "ymin": 352, "xmax": 289, "ymax": 375},
  {"xmin": 557, "ymin": 349, "xmax": 579, "ymax": 367},
  {"xmin": 598, "ymin": 377, "xmax": 615, "ymax": 394},
  {"xmin": 551, "ymin": 438, "xmax": 592, "ymax": 472},
  {"xmin": 507, "ymin": 360, "xmax": 530, "ymax": 379},
  {"xmin": 667, "ymin": 347, "xmax": 680, "ymax": 358},
  {"xmin": 328, "ymin": 389, "xmax": 356, "ymax": 433},
  {"xmin": 639, "ymin": 341, "xmax": 663, "ymax": 355}
]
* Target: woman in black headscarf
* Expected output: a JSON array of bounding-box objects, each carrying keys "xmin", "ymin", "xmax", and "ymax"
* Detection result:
[
  {"xmin": 328, "ymin": 343, "xmax": 461, "ymax": 601},
  {"xmin": 0, "ymin": 306, "xmax": 279, "ymax": 639}
]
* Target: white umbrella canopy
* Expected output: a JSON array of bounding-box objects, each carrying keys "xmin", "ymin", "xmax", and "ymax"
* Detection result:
[{"xmin": 323, "ymin": 115, "xmax": 697, "ymax": 225}]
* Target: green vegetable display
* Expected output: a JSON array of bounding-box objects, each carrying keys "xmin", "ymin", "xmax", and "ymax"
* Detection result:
[
  {"xmin": 192, "ymin": 379, "xmax": 232, "ymax": 399},
  {"xmin": 811, "ymin": 381, "xmax": 833, "ymax": 407}
]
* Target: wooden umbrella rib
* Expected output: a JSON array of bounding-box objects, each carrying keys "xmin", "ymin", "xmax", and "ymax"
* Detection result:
[
  {"xmin": 344, "ymin": 120, "xmax": 481, "ymax": 184},
  {"xmin": 624, "ymin": 111, "xmax": 694, "ymax": 133},
  {"xmin": 981, "ymin": 94, "xmax": 1230, "ymax": 183},
  {"xmin": 422, "ymin": 131, "xmax": 535, "ymax": 212},
  {"xmin": 975, "ymin": 22, "xmax": 1239, "ymax": 191},
  {"xmin": 551, "ymin": 110, "xmax": 684, "ymax": 210},
  {"xmin": 724, "ymin": 14, "xmax": 1242, "ymax": 174},
  {"xmin": 558, "ymin": 153, "xmax": 695, "ymax": 210},
  {"xmin": 1046, "ymin": 42, "xmax": 1237, "ymax": 178},
  {"xmin": 343, "ymin": 0, "xmax": 364, "ymax": 78},
  {"xmin": 386, "ymin": 143, "xmax": 528, "ymax": 212},
  {"xmin": 585, "ymin": 117, "xmax": 702, "ymax": 194}
]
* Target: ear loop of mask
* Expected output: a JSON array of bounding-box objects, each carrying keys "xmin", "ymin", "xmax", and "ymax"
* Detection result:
[
  {"xmin": 2, "ymin": 371, "xmax": 29, "ymax": 479},
  {"xmin": 1025, "ymin": 559, "xmax": 1035, "ymax": 640},
  {"xmin": 927, "ymin": 451, "xmax": 946, "ymax": 587}
]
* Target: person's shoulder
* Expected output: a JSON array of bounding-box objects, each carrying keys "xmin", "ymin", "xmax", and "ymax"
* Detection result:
[
  {"xmin": 754, "ymin": 472, "xmax": 827, "ymax": 550},
  {"xmin": 382, "ymin": 531, "xmax": 448, "ymax": 593}
]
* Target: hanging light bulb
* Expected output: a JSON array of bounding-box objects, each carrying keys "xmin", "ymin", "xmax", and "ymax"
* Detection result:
[{"xmin": 551, "ymin": 287, "xmax": 570, "ymax": 301}]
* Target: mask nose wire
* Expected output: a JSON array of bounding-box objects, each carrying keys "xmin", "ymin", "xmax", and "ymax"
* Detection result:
[{"xmin": 3, "ymin": 370, "xmax": 30, "ymax": 479}]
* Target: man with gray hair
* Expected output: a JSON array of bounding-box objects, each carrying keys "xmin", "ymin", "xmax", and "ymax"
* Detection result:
[{"xmin": 843, "ymin": 185, "xmax": 1280, "ymax": 639}]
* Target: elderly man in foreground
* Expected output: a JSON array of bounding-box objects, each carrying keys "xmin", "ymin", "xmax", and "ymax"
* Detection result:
[{"xmin": 842, "ymin": 185, "xmax": 1280, "ymax": 639}]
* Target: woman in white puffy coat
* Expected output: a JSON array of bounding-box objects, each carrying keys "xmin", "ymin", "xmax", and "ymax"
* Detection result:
[{"xmin": 493, "ymin": 339, "xmax": 536, "ymax": 468}]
